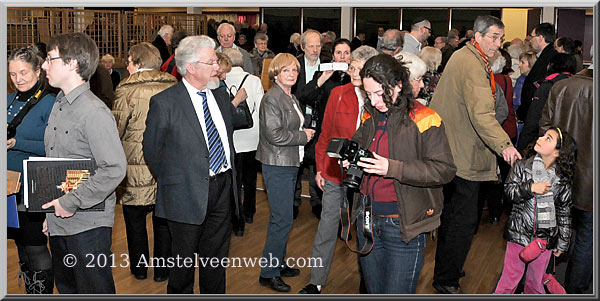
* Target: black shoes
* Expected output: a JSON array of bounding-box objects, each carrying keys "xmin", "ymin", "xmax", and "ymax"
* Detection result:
[
  {"xmin": 433, "ymin": 283, "xmax": 463, "ymax": 294},
  {"xmin": 280, "ymin": 265, "xmax": 300, "ymax": 277},
  {"xmin": 244, "ymin": 214, "xmax": 254, "ymax": 224},
  {"xmin": 259, "ymin": 276, "xmax": 291, "ymax": 292},
  {"xmin": 299, "ymin": 283, "xmax": 321, "ymax": 294},
  {"xmin": 312, "ymin": 204, "xmax": 322, "ymax": 219},
  {"xmin": 153, "ymin": 274, "xmax": 169, "ymax": 282},
  {"xmin": 133, "ymin": 273, "xmax": 147, "ymax": 280},
  {"xmin": 293, "ymin": 205, "xmax": 299, "ymax": 219},
  {"xmin": 234, "ymin": 229, "xmax": 244, "ymax": 237}
]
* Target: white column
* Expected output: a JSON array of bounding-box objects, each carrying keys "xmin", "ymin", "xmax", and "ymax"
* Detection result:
[
  {"xmin": 341, "ymin": 7, "xmax": 352, "ymax": 40},
  {"xmin": 541, "ymin": 7, "xmax": 555, "ymax": 24}
]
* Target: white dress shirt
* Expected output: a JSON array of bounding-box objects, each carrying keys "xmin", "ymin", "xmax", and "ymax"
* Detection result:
[{"xmin": 182, "ymin": 78, "xmax": 232, "ymax": 176}]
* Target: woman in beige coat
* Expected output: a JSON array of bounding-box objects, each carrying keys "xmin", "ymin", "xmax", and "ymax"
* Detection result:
[{"xmin": 112, "ymin": 42, "xmax": 177, "ymax": 282}]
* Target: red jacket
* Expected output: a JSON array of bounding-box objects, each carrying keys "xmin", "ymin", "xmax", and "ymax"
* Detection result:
[
  {"xmin": 315, "ymin": 83, "xmax": 361, "ymax": 184},
  {"xmin": 494, "ymin": 73, "xmax": 517, "ymax": 139}
]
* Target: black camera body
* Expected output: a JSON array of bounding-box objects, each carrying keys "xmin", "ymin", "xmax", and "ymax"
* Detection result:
[
  {"xmin": 326, "ymin": 137, "xmax": 373, "ymax": 189},
  {"xmin": 7, "ymin": 123, "xmax": 16, "ymax": 140},
  {"xmin": 304, "ymin": 105, "xmax": 319, "ymax": 130}
]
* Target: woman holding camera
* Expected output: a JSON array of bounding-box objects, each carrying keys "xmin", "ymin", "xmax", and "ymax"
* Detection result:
[
  {"xmin": 349, "ymin": 54, "xmax": 456, "ymax": 293},
  {"xmin": 298, "ymin": 45, "xmax": 379, "ymax": 294},
  {"xmin": 256, "ymin": 53, "xmax": 316, "ymax": 292},
  {"xmin": 7, "ymin": 45, "xmax": 56, "ymax": 294}
]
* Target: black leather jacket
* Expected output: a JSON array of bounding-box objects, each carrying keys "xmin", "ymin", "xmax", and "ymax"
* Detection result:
[{"xmin": 503, "ymin": 156, "xmax": 572, "ymax": 252}]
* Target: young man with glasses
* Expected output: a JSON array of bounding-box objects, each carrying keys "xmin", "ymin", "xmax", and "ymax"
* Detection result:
[
  {"xmin": 41, "ymin": 32, "xmax": 127, "ymax": 294},
  {"xmin": 403, "ymin": 17, "xmax": 432, "ymax": 56}
]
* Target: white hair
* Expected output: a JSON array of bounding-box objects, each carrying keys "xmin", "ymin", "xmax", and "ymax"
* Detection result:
[
  {"xmin": 158, "ymin": 25, "xmax": 174, "ymax": 37},
  {"xmin": 394, "ymin": 51, "xmax": 427, "ymax": 80},
  {"xmin": 175, "ymin": 35, "xmax": 216, "ymax": 76},
  {"xmin": 217, "ymin": 22, "xmax": 235, "ymax": 35}
]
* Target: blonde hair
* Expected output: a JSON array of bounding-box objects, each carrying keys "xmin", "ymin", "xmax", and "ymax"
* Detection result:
[
  {"xmin": 419, "ymin": 46, "xmax": 442, "ymax": 71},
  {"xmin": 268, "ymin": 53, "xmax": 300, "ymax": 81},
  {"xmin": 129, "ymin": 42, "xmax": 162, "ymax": 70},
  {"xmin": 101, "ymin": 54, "xmax": 115, "ymax": 65},
  {"xmin": 394, "ymin": 51, "xmax": 427, "ymax": 81},
  {"xmin": 216, "ymin": 52, "xmax": 232, "ymax": 74}
]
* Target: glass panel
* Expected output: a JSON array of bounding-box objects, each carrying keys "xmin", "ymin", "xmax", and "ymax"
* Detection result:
[
  {"xmin": 302, "ymin": 8, "xmax": 341, "ymax": 39},
  {"xmin": 451, "ymin": 9, "xmax": 502, "ymax": 38},
  {"xmin": 355, "ymin": 8, "xmax": 399, "ymax": 48},
  {"xmin": 263, "ymin": 8, "xmax": 300, "ymax": 54}
]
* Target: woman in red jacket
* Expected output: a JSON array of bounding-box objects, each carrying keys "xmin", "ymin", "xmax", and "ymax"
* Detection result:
[{"xmin": 298, "ymin": 45, "xmax": 379, "ymax": 294}]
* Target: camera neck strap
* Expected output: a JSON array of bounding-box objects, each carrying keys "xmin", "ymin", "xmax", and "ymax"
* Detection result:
[
  {"xmin": 338, "ymin": 160, "xmax": 374, "ymax": 254},
  {"xmin": 8, "ymin": 87, "xmax": 45, "ymax": 131}
]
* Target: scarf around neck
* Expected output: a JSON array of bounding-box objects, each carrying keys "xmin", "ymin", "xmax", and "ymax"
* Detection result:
[{"xmin": 532, "ymin": 154, "xmax": 557, "ymax": 229}]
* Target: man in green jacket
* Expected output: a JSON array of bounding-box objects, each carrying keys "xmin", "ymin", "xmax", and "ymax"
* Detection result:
[{"xmin": 429, "ymin": 15, "xmax": 521, "ymax": 294}]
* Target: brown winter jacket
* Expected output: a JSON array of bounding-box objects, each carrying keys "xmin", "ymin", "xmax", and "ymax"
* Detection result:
[
  {"xmin": 351, "ymin": 101, "xmax": 456, "ymax": 243},
  {"xmin": 539, "ymin": 68, "xmax": 593, "ymax": 212},
  {"xmin": 112, "ymin": 70, "xmax": 177, "ymax": 206}
]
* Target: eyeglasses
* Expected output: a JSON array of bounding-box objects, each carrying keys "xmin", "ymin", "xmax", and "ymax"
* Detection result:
[
  {"xmin": 485, "ymin": 34, "xmax": 505, "ymax": 44},
  {"xmin": 125, "ymin": 60, "xmax": 132, "ymax": 66},
  {"xmin": 45, "ymin": 56, "xmax": 62, "ymax": 63},
  {"xmin": 195, "ymin": 60, "xmax": 219, "ymax": 66},
  {"xmin": 423, "ymin": 26, "xmax": 432, "ymax": 33},
  {"xmin": 348, "ymin": 66, "xmax": 362, "ymax": 73}
]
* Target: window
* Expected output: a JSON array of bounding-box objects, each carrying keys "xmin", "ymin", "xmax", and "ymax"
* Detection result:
[
  {"xmin": 355, "ymin": 8, "xmax": 399, "ymax": 48},
  {"xmin": 451, "ymin": 9, "xmax": 502, "ymax": 37},
  {"xmin": 262, "ymin": 8, "xmax": 301, "ymax": 54},
  {"xmin": 302, "ymin": 8, "xmax": 341, "ymax": 38}
]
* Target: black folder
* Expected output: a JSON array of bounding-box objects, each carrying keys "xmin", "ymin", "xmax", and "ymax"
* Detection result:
[{"xmin": 23, "ymin": 158, "xmax": 105, "ymax": 212}]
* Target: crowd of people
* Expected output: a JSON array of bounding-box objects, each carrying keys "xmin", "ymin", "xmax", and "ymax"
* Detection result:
[{"xmin": 6, "ymin": 14, "xmax": 593, "ymax": 296}]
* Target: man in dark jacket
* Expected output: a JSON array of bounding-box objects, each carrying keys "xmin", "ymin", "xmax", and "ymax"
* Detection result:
[
  {"xmin": 539, "ymin": 51, "xmax": 593, "ymax": 294},
  {"xmin": 516, "ymin": 23, "xmax": 557, "ymax": 121},
  {"xmin": 89, "ymin": 64, "xmax": 116, "ymax": 109},
  {"xmin": 143, "ymin": 35, "xmax": 239, "ymax": 294},
  {"xmin": 152, "ymin": 25, "xmax": 173, "ymax": 65}
]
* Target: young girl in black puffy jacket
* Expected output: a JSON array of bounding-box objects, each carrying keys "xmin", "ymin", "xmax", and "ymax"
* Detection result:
[{"xmin": 495, "ymin": 127, "xmax": 577, "ymax": 294}]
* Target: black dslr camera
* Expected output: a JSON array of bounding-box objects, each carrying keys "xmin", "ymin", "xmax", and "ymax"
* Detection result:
[
  {"xmin": 7, "ymin": 123, "xmax": 16, "ymax": 140},
  {"xmin": 326, "ymin": 137, "xmax": 373, "ymax": 189},
  {"xmin": 304, "ymin": 105, "xmax": 319, "ymax": 130}
]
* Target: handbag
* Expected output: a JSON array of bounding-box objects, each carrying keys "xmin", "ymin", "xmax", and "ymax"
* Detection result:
[
  {"xmin": 543, "ymin": 254, "xmax": 566, "ymax": 294},
  {"xmin": 229, "ymin": 74, "xmax": 253, "ymax": 130}
]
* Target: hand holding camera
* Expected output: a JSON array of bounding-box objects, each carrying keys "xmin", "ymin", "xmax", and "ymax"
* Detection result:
[{"xmin": 356, "ymin": 152, "xmax": 389, "ymax": 176}]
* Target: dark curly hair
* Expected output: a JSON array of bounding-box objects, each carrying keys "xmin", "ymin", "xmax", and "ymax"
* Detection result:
[
  {"xmin": 523, "ymin": 127, "xmax": 577, "ymax": 185},
  {"xmin": 359, "ymin": 54, "xmax": 414, "ymax": 123}
]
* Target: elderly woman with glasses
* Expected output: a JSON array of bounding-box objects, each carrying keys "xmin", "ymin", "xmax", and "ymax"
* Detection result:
[
  {"xmin": 256, "ymin": 53, "xmax": 316, "ymax": 292},
  {"xmin": 7, "ymin": 45, "xmax": 56, "ymax": 294},
  {"xmin": 112, "ymin": 42, "xmax": 177, "ymax": 282}
]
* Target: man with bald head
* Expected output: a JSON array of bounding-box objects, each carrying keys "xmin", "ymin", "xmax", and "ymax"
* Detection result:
[
  {"xmin": 380, "ymin": 29, "xmax": 404, "ymax": 55},
  {"xmin": 217, "ymin": 22, "xmax": 254, "ymax": 74}
]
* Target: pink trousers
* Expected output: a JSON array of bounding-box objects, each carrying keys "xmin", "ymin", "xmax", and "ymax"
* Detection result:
[{"xmin": 494, "ymin": 241, "xmax": 552, "ymax": 294}]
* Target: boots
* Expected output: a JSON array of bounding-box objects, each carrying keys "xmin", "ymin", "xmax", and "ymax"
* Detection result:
[{"xmin": 17, "ymin": 263, "xmax": 54, "ymax": 294}]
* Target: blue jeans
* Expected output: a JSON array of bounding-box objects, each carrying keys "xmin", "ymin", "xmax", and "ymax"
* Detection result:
[
  {"xmin": 357, "ymin": 209, "xmax": 426, "ymax": 294},
  {"xmin": 260, "ymin": 164, "xmax": 299, "ymax": 278},
  {"xmin": 565, "ymin": 208, "xmax": 593, "ymax": 294},
  {"xmin": 49, "ymin": 227, "xmax": 115, "ymax": 294}
]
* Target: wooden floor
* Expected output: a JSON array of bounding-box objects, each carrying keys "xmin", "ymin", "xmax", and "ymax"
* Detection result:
[{"xmin": 6, "ymin": 174, "xmax": 508, "ymax": 295}]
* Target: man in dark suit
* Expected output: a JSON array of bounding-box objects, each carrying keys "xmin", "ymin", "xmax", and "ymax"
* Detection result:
[
  {"xmin": 143, "ymin": 35, "xmax": 239, "ymax": 294},
  {"xmin": 291, "ymin": 29, "xmax": 329, "ymax": 219},
  {"xmin": 516, "ymin": 23, "xmax": 557, "ymax": 122}
]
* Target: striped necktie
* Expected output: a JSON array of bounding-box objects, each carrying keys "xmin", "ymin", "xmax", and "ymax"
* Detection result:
[{"xmin": 198, "ymin": 91, "xmax": 227, "ymax": 174}]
